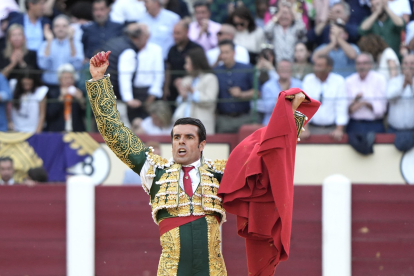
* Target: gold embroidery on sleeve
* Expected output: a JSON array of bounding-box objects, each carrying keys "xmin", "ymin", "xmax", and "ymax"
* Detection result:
[{"xmin": 85, "ymin": 76, "xmax": 144, "ymax": 168}]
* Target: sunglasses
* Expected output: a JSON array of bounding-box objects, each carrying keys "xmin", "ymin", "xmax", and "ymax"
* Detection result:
[{"xmin": 234, "ymin": 22, "xmax": 246, "ymax": 27}]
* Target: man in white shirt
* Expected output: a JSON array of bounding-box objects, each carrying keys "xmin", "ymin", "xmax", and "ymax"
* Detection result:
[
  {"xmin": 110, "ymin": 0, "xmax": 146, "ymax": 24},
  {"xmin": 118, "ymin": 23, "xmax": 164, "ymax": 122},
  {"xmin": 206, "ymin": 24, "xmax": 250, "ymax": 67},
  {"xmin": 140, "ymin": 0, "xmax": 180, "ymax": 59},
  {"xmin": 346, "ymin": 53, "xmax": 387, "ymax": 133},
  {"xmin": 386, "ymin": 54, "xmax": 414, "ymax": 132},
  {"xmin": 301, "ymin": 54, "xmax": 348, "ymax": 140},
  {"xmin": 0, "ymin": 157, "xmax": 15, "ymax": 185}
]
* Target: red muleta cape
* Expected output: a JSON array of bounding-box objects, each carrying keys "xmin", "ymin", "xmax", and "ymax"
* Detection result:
[{"xmin": 218, "ymin": 88, "xmax": 320, "ymax": 276}]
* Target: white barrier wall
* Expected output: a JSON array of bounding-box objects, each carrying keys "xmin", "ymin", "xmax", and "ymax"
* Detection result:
[
  {"xmin": 67, "ymin": 176, "xmax": 95, "ymax": 276},
  {"xmin": 322, "ymin": 174, "xmax": 352, "ymax": 276}
]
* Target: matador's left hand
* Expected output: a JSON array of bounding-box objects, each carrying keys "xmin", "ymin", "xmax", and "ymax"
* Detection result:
[{"xmin": 290, "ymin": 92, "xmax": 306, "ymax": 112}]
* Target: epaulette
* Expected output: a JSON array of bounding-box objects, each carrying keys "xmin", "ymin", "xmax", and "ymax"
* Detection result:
[
  {"xmin": 145, "ymin": 147, "xmax": 174, "ymax": 169},
  {"xmin": 204, "ymin": 158, "xmax": 226, "ymax": 174}
]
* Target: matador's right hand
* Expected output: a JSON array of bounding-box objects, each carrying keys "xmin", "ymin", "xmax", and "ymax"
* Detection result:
[{"xmin": 90, "ymin": 51, "xmax": 111, "ymax": 81}]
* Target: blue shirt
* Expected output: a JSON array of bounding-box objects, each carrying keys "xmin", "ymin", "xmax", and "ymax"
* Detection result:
[
  {"xmin": 0, "ymin": 73, "xmax": 12, "ymax": 131},
  {"xmin": 257, "ymin": 77, "xmax": 302, "ymax": 125},
  {"xmin": 23, "ymin": 14, "xmax": 44, "ymax": 51},
  {"xmin": 37, "ymin": 39, "xmax": 84, "ymax": 85},
  {"xmin": 140, "ymin": 9, "xmax": 180, "ymax": 59},
  {"xmin": 315, "ymin": 43, "xmax": 360, "ymax": 78},
  {"xmin": 81, "ymin": 20, "xmax": 123, "ymax": 59},
  {"xmin": 214, "ymin": 62, "xmax": 254, "ymax": 114}
]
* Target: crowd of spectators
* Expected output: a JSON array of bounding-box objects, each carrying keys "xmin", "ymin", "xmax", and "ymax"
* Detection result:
[{"xmin": 0, "ymin": 0, "xmax": 413, "ymax": 155}]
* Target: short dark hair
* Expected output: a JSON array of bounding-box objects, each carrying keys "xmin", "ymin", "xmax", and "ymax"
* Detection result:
[
  {"xmin": 70, "ymin": 1, "xmax": 93, "ymax": 21},
  {"xmin": 218, "ymin": 39, "xmax": 235, "ymax": 51},
  {"xmin": 193, "ymin": 0, "xmax": 210, "ymax": 10},
  {"xmin": 25, "ymin": 0, "xmax": 41, "ymax": 10},
  {"xmin": 315, "ymin": 54, "xmax": 334, "ymax": 67},
  {"xmin": 93, "ymin": 0, "xmax": 108, "ymax": 6},
  {"xmin": 27, "ymin": 167, "xmax": 48, "ymax": 183},
  {"xmin": 171, "ymin": 117, "xmax": 207, "ymax": 144},
  {"xmin": 0, "ymin": 156, "xmax": 13, "ymax": 164}
]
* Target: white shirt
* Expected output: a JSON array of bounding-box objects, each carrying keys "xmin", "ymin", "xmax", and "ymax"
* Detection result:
[
  {"xmin": 0, "ymin": 178, "xmax": 14, "ymax": 185},
  {"xmin": 110, "ymin": 0, "xmax": 146, "ymax": 24},
  {"xmin": 345, "ymin": 71, "xmax": 387, "ymax": 120},
  {"xmin": 388, "ymin": 0, "xmax": 412, "ymax": 17},
  {"xmin": 206, "ymin": 44, "xmax": 250, "ymax": 66},
  {"xmin": 140, "ymin": 158, "xmax": 201, "ymax": 194},
  {"xmin": 140, "ymin": 116, "xmax": 173, "ymax": 135},
  {"xmin": 118, "ymin": 43, "xmax": 164, "ymax": 101},
  {"xmin": 386, "ymin": 75, "xmax": 414, "ymax": 129},
  {"xmin": 234, "ymin": 28, "xmax": 265, "ymax": 54},
  {"xmin": 378, "ymin": 48, "xmax": 400, "ymax": 81},
  {"xmin": 302, "ymin": 72, "xmax": 348, "ymax": 126},
  {"xmin": 12, "ymin": 86, "xmax": 48, "ymax": 132}
]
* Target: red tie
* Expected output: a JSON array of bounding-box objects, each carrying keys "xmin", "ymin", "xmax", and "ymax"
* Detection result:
[{"xmin": 182, "ymin": 166, "xmax": 194, "ymax": 197}]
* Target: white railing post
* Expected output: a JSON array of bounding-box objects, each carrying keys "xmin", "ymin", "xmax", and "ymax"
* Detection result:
[
  {"xmin": 66, "ymin": 175, "xmax": 95, "ymax": 276},
  {"xmin": 322, "ymin": 174, "xmax": 352, "ymax": 276}
]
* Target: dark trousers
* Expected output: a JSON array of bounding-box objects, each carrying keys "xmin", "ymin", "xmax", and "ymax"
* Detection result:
[
  {"xmin": 346, "ymin": 119, "xmax": 385, "ymax": 134},
  {"xmin": 127, "ymin": 87, "xmax": 149, "ymax": 123}
]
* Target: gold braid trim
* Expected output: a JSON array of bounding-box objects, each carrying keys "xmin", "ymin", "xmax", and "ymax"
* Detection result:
[
  {"xmin": 206, "ymin": 215, "xmax": 227, "ymax": 275},
  {"xmin": 85, "ymin": 76, "xmax": 145, "ymax": 168},
  {"xmin": 157, "ymin": 227, "xmax": 180, "ymax": 276},
  {"xmin": 205, "ymin": 159, "xmax": 226, "ymax": 174}
]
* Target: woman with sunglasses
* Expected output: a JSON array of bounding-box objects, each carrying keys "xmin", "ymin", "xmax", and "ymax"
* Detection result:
[{"xmin": 230, "ymin": 6, "xmax": 265, "ymax": 65}]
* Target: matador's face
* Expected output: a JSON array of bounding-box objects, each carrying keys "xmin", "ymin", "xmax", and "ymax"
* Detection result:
[{"xmin": 171, "ymin": 125, "xmax": 206, "ymax": 165}]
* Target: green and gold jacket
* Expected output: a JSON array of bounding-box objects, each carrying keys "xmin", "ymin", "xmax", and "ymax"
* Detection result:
[{"xmin": 86, "ymin": 76, "xmax": 226, "ymax": 225}]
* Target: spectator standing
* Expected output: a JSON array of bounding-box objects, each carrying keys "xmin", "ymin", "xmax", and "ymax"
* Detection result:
[
  {"xmin": 206, "ymin": 24, "xmax": 250, "ymax": 67},
  {"xmin": 81, "ymin": 0, "xmax": 123, "ymax": 59},
  {"xmin": 45, "ymin": 64, "xmax": 85, "ymax": 132},
  {"xmin": 214, "ymin": 40, "xmax": 255, "ymax": 133},
  {"xmin": 301, "ymin": 55, "xmax": 348, "ymax": 140},
  {"xmin": 11, "ymin": 68, "xmax": 48, "ymax": 133},
  {"xmin": 309, "ymin": 1, "xmax": 359, "ymax": 46},
  {"xmin": 387, "ymin": 0, "xmax": 411, "ymax": 23},
  {"xmin": 292, "ymin": 42, "xmax": 312, "ymax": 80},
  {"xmin": 110, "ymin": 0, "xmax": 146, "ymax": 24},
  {"xmin": 230, "ymin": 6, "xmax": 265, "ymax": 64},
  {"xmin": 165, "ymin": 21, "xmax": 202, "ymax": 103},
  {"xmin": 0, "ymin": 73, "xmax": 12, "ymax": 131},
  {"xmin": 358, "ymin": 34, "xmax": 400, "ymax": 81},
  {"xmin": 257, "ymin": 59, "xmax": 302, "ymax": 125},
  {"xmin": 188, "ymin": 0, "xmax": 221, "ymax": 52},
  {"xmin": 174, "ymin": 47, "xmax": 219, "ymax": 134},
  {"xmin": 132, "ymin": 101, "xmax": 173, "ymax": 135},
  {"xmin": 37, "ymin": 15, "xmax": 84, "ymax": 86},
  {"xmin": 7, "ymin": 0, "xmax": 51, "ymax": 51},
  {"xmin": 386, "ymin": 54, "xmax": 414, "ymax": 136},
  {"xmin": 346, "ymin": 53, "xmax": 387, "ymax": 134},
  {"xmin": 264, "ymin": 2, "xmax": 306, "ymax": 62},
  {"xmin": 118, "ymin": 23, "xmax": 164, "ymax": 123},
  {"xmin": 359, "ymin": 0, "xmax": 405, "ymax": 58},
  {"xmin": 0, "ymin": 157, "xmax": 15, "ymax": 185},
  {"xmin": 0, "ymin": 24, "xmax": 38, "ymax": 80},
  {"xmin": 265, "ymin": 0, "xmax": 310, "ymax": 29},
  {"xmin": 140, "ymin": 0, "xmax": 180, "ymax": 59},
  {"xmin": 312, "ymin": 23, "xmax": 359, "ymax": 77},
  {"xmin": 255, "ymin": 0, "xmax": 269, "ymax": 29}
]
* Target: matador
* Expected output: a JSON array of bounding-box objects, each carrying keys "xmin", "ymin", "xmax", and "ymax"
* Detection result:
[{"xmin": 86, "ymin": 51, "xmax": 319, "ymax": 276}]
